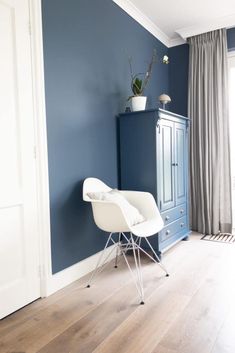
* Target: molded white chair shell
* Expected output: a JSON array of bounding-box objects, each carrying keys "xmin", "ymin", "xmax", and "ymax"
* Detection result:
[
  {"xmin": 83, "ymin": 178, "xmax": 164, "ymax": 236},
  {"xmin": 83, "ymin": 177, "xmax": 169, "ymax": 304}
]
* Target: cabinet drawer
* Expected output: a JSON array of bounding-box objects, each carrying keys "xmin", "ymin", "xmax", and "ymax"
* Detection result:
[
  {"xmin": 159, "ymin": 216, "xmax": 187, "ymax": 242},
  {"xmin": 161, "ymin": 204, "xmax": 187, "ymax": 226}
]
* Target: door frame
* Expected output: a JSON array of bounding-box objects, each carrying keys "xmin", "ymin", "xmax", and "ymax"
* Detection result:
[{"xmin": 29, "ymin": 0, "xmax": 52, "ymax": 297}]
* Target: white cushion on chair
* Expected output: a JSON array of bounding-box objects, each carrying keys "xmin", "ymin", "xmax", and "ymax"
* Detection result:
[{"xmin": 87, "ymin": 189, "xmax": 145, "ymax": 226}]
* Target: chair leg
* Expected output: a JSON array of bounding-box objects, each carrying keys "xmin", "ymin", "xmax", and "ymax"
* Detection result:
[
  {"xmin": 86, "ymin": 232, "xmax": 168, "ymax": 303},
  {"xmin": 121, "ymin": 232, "xmax": 134, "ymax": 253},
  {"xmin": 131, "ymin": 234, "xmax": 145, "ymax": 304},
  {"xmin": 114, "ymin": 233, "xmax": 121, "ymax": 268},
  {"xmin": 86, "ymin": 232, "xmax": 117, "ymax": 287},
  {"xmin": 144, "ymin": 237, "xmax": 169, "ymax": 277},
  {"xmin": 136, "ymin": 237, "xmax": 145, "ymax": 304},
  {"xmin": 119, "ymin": 233, "xmax": 145, "ymax": 304}
]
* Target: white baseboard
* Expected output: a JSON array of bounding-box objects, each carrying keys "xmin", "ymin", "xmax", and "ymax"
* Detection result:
[{"xmin": 43, "ymin": 244, "xmax": 116, "ymax": 297}]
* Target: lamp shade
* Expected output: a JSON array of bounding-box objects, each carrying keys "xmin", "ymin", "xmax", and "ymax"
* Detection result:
[{"xmin": 158, "ymin": 94, "xmax": 171, "ymax": 104}]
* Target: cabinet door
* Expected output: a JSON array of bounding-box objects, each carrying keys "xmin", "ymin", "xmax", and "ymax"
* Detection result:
[
  {"xmin": 175, "ymin": 122, "xmax": 187, "ymax": 205},
  {"xmin": 157, "ymin": 120, "xmax": 175, "ymax": 211}
]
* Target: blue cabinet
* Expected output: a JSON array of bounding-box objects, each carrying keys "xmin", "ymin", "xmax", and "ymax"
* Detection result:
[
  {"xmin": 157, "ymin": 119, "xmax": 175, "ymax": 211},
  {"xmin": 119, "ymin": 109, "xmax": 190, "ymax": 258},
  {"xmin": 175, "ymin": 122, "xmax": 187, "ymax": 206}
]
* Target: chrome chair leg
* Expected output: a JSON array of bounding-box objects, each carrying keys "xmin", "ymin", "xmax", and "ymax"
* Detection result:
[
  {"xmin": 144, "ymin": 237, "xmax": 169, "ymax": 276},
  {"xmin": 131, "ymin": 233, "xmax": 144, "ymax": 304},
  {"xmin": 120, "ymin": 243, "xmax": 144, "ymax": 303},
  {"xmin": 86, "ymin": 232, "xmax": 116, "ymax": 287},
  {"xmin": 137, "ymin": 237, "xmax": 144, "ymax": 304},
  {"xmin": 118, "ymin": 233, "xmax": 145, "ymax": 304},
  {"xmin": 121, "ymin": 233, "xmax": 169, "ymax": 276},
  {"xmin": 114, "ymin": 233, "xmax": 121, "ymax": 268},
  {"xmin": 87, "ymin": 232, "xmax": 169, "ymax": 305}
]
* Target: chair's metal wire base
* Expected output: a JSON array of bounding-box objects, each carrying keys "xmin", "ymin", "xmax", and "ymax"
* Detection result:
[{"xmin": 86, "ymin": 232, "xmax": 169, "ymax": 304}]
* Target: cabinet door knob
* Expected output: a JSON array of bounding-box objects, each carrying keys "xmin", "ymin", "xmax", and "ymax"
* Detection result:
[
  {"xmin": 165, "ymin": 216, "xmax": 170, "ymax": 221},
  {"xmin": 180, "ymin": 223, "xmax": 184, "ymax": 227},
  {"xmin": 180, "ymin": 209, "xmax": 184, "ymax": 214},
  {"xmin": 166, "ymin": 230, "xmax": 170, "ymax": 235}
]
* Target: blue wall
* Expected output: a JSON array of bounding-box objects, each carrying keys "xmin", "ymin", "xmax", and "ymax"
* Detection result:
[
  {"xmin": 42, "ymin": 0, "xmax": 169, "ymax": 273},
  {"xmin": 227, "ymin": 28, "xmax": 235, "ymax": 51},
  {"xmin": 169, "ymin": 44, "xmax": 189, "ymax": 116}
]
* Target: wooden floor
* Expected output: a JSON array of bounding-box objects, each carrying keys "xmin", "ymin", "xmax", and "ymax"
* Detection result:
[{"xmin": 1, "ymin": 233, "xmax": 235, "ymax": 353}]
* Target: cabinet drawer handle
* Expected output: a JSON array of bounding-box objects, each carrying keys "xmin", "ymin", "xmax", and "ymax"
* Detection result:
[
  {"xmin": 165, "ymin": 216, "xmax": 170, "ymax": 221},
  {"xmin": 180, "ymin": 223, "xmax": 185, "ymax": 227},
  {"xmin": 166, "ymin": 230, "xmax": 171, "ymax": 235},
  {"xmin": 180, "ymin": 209, "xmax": 184, "ymax": 214}
]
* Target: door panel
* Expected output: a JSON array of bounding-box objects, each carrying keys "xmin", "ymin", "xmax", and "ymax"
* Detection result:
[
  {"xmin": 175, "ymin": 123, "xmax": 187, "ymax": 205},
  {"xmin": 0, "ymin": 0, "xmax": 40, "ymax": 319},
  {"xmin": 157, "ymin": 120, "xmax": 175, "ymax": 211},
  {"xmin": 0, "ymin": 207, "xmax": 25, "ymax": 286}
]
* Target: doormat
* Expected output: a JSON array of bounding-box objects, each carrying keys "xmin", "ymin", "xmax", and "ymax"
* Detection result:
[{"xmin": 201, "ymin": 233, "xmax": 235, "ymax": 243}]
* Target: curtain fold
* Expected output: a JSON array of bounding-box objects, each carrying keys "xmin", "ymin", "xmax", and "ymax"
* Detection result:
[{"xmin": 188, "ymin": 29, "xmax": 232, "ymax": 235}]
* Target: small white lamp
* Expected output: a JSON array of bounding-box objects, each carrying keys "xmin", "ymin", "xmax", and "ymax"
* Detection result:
[{"xmin": 159, "ymin": 94, "xmax": 171, "ymax": 109}]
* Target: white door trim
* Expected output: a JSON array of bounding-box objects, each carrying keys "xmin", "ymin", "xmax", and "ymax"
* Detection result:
[{"xmin": 29, "ymin": 0, "xmax": 52, "ymax": 297}]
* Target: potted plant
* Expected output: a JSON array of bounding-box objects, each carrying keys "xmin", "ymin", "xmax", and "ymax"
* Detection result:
[{"xmin": 128, "ymin": 51, "xmax": 169, "ymax": 112}]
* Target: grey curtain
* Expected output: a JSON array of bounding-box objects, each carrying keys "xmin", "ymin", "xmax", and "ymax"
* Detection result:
[{"xmin": 188, "ymin": 29, "xmax": 232, "ymax": 235}]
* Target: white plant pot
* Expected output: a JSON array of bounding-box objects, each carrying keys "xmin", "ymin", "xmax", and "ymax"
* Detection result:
[{"xmin": 131, "ymin": 96, "xmax": 147, "ymax": 112}]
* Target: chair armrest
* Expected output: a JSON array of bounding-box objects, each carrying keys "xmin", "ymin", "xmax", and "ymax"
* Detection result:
[
  {"xmin": 120, "ymin": 191, "xmax": 161, "ymax": 220},
  {"xmin": 91, "ymin": 201, "xmax": 130, "ymax": 233}
]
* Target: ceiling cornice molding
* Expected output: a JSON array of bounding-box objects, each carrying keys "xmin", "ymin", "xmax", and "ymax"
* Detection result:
[
  {"xmin": 176, "ymin": 14, "xmax": 235, "ymax": 39},
  {"xmin": 112, "ymin": 0, "xmax": 235, "ymax": 48},
  {"xmin": 168, "ymin": 37, "xmax": 186, "ymax": 48},
  {"xmin": 112, "ymin": 0, "xmax": 171, "ymax": 47}
]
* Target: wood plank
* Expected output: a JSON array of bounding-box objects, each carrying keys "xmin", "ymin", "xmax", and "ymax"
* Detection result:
[
  {"xmin": 0, "ymin": 247, "xmax": 176, "ymax": 353},
  {"xmin": 156, "ymin": 244, "xmax": 235, "ymax": 353},
  {"xmin": 36, "ymin": 263, "xmax": 169, "ymax": 353},
  {"xmin": 151, "ymin": 345, "xmax": 177, "ymax": 353},
  {"xmin": 37, "ymin": 236, "xmax": 207, "ymax": 353},
  {"xmin": 93, "ymin": 290, "xmax": 190, "ymax": 353},
  {"xmin": 0, "ymin": 257, "xmax": 136, "ymax": 353},
  {"xmin": 0, "ymin": 235, "xmax": 195, "ymax": 353},
  {"xmin": 0, "ymin": 234, "xmax": 234, "ymax": 353},
  {"xmin": 92, "ymin": 237, "xmax": 215, "ymax": 353},
  {"xmin": 210, "ymin": 302, "xmax": 235, "ymax": 353}
]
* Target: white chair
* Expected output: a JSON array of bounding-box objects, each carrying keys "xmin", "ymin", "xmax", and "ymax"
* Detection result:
[{"xmin": 83, "ymin": 177, "xmax": 169, "ymax": 304}]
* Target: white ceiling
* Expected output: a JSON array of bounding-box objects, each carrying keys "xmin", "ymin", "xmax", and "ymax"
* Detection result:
[{"xmin": 113, "ymin": 0, "xmax": 235, "ymax": 47}]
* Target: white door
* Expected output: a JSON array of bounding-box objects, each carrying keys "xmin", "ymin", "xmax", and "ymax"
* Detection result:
[{"xmin": 0, "ymin": 0, "xmax": 41, "ymax": 318}]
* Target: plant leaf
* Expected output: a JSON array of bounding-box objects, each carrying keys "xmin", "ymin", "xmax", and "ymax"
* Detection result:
[{"xmin": 132, "ymin": 77, "xmax": 142, "ymax": 95}]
